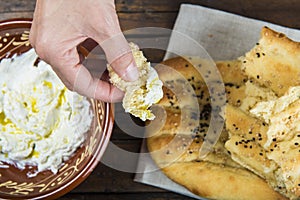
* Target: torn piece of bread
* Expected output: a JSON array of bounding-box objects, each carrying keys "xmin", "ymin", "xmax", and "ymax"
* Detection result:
[
  {"xmin": 224, "ymin": 27, "xmax": 300, "ymax": 199},
  {"xmin": 226, "ymin": 87, "xmax": 300, "ymax": 199},
  {"xmin": 108, "ymin": 43, "xmax": 163, "ymax": 121},
  {"xmin": 146, "ymin": 56, "xmax": 286, "ymax": 200},
  {"xmin": 250, "ymin": 86, "xmax": 300, "ymax": 198},
  {"xmin": 241, "ymin": 26, "xmax": 300, "ymax": 96},
  {"xmin": 224, "ymin": 104, "xmax": 278, "ymax": 184}
]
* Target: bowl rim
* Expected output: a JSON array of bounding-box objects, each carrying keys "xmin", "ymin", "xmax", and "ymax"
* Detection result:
[
  {"xmin": 0, "ymin": 18, "xmax": 32, "ymax": 28},
  {"xmin": 0, "ymin": 18, "xmax": 115, "ymax": 200}
]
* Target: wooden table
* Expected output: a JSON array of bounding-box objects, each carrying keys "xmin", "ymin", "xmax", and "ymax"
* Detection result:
[{"xmin": 1, "ymin": 1, "xmax": 299, "ymax": 199}]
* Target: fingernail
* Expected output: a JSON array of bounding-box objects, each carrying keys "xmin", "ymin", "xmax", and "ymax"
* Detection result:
[{"xmin": 123, "ymin": 62, "xmax": 139, "ymax": 81}]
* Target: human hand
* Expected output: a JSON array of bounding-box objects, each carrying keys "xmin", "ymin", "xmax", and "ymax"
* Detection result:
[{"xmin": 29, "ymin": 0, "xmax": 139, "ymax": 102}]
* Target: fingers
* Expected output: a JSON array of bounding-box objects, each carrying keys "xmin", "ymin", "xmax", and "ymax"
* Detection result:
[
  {"xmin": 29, "ymin": 0, "xmax": 138, "ymax": 102},
  {"xmin": 45, "ymin": 48, "xmax": 124, "ymax": 103},
  {"xmin": 72, "ymin": 64, "xmax": 124, "ymax": 102},
  {"xmin": 31, "ymin": 24, "xmax": 124, "ymax": 102},
  {"xmin": 99, "ymin": 33, "xmax": 139, "ymax": 82}
]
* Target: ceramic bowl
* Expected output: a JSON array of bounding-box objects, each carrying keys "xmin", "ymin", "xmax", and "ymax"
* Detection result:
[{"xmin": 0, "ymin": 19, "xmax": 114, "ymax": 199}]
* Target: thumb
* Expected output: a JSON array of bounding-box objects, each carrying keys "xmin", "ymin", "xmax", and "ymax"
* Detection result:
[
  {"xmin": 99, "ymin": 33, "xmax": 139, "ymax": 82},
  {"xmin": 72, "ymin": 63, "xmax": 124, "ymax": 102}
]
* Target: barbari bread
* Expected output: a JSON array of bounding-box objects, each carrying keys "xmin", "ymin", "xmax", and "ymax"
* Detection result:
[
  {"xmin": 224, "ymin": 27, "xmax": 300, "ymax": 199},
  {"xmin": 146, "ymin": 54, "xmax": 286, "ymax": 199},
  {"xmin": 241, "ymin": 27, "xmax": 300, "ymax": 96}
]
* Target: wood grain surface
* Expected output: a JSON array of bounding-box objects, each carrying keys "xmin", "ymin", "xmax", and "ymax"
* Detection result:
[{"xmin": 0, "ymin": 0, "xmax": 299, "ymax": 199}]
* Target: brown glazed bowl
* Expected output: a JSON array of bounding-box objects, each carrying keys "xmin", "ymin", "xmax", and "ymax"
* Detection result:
[{"xmin": 0, "ymin": 19, "xmax": 114, "ymax": 199}]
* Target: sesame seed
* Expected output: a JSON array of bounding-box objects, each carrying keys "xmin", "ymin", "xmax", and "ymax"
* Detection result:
[{"xmin": 258, "ymin": 133, "xmax": 262, "ymax": 137}]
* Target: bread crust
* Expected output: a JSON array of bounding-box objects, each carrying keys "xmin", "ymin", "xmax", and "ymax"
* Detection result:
[
  {"xmin": 241, "ymin": 27, "xmax": 300, "ymax": 96},
  {"xmin": 147, "ymin": 55, "xmax": 286, "ymax": 200}
]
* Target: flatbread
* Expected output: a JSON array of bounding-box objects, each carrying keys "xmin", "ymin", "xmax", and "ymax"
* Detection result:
[
  {"xmin": 146, "ymin": 55, "xmax": 286, "ymax": 200},
  {"xmin": 241, "ymin": 26, "xmax": 300, "ymax": 96},
  {"xmin": 224, "ymin": 27, "xmax": 300, "ymax": 199}
]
